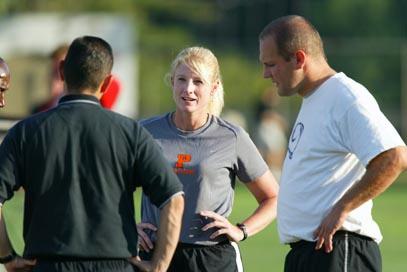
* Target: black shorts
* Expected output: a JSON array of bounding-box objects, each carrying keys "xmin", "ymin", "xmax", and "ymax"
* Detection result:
[
  {"xmin": 32, "ymin": 258, "xmax": 138, "ymax": 272},
  {"xmin": 140, "ymin": 240, "xmax": 244, "ymax": 272},
  {"xmin": 285, "ymin": 231, "xmax": 382, "ymax": 272}
]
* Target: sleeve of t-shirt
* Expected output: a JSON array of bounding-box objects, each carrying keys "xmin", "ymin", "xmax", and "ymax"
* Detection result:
[
  {"xmin": 133, "ymin": 124, "xmax": 183, "ymax": 208},
  {"xmin": 339, "ymin": 101, "xmax": 405, "ymax": 167},
  {"xmin": 235, "ymin": 127, "xmax": 269, "ymax": 183},
  {"xmin": 0, "ymin": 127, "xmax": 22, "ymax": 204}
]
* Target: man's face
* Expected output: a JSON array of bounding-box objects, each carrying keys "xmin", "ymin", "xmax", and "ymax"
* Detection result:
[
  {"xmin": 0, "ymin": 60, "xmax": 10, "ymax": 108},
  {"xmin": 259, "ymin": 36, "xmax": 299, "ymax": 97}
]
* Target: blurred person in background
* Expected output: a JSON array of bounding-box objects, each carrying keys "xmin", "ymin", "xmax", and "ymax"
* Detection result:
[
  {"xmin": 0, "ymin": 36, "xmax": 184, "ymax": 272},
  {"xmin": 259, "ymin": 15, "xmax": 407, "ymax": 272},
  {"xmin": 221, "ymin": 109, "xmax": 248, "ymax": 131},
  {"xmin": 137, "ymin": 46, "xmax": 279, "ymax": 272},
  {"xmin": 0, "ymin": 58, "xmax": 11, "ymax": 108},
  {"xmin": 254, "ymin": 88, "xmax": 287, "ymax": 180},
  {"xmin": 32, "ymin": 44, "xmax": 122, "ymax": 114},
  {"xmin": 31, "ymin": 44, "xmax": 68, "ymax": 114}
]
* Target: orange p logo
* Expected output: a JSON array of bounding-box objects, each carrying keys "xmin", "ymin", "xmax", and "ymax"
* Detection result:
[{"xmin": 175, "ymin": 154, "xmax": 191, "ymax": 168}]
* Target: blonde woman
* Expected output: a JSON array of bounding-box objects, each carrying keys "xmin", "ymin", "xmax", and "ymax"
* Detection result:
[{"xmin": 137, "ymin": 47, "xmax": 279, "ymax": 272}]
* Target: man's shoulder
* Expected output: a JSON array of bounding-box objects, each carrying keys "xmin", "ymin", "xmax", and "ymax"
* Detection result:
[
  {"xmin": 16, "ymin": 108, "xmax": 56, "ymax": 128},
  {"xmin": 330, "ymin": 73, "xmax": 371, "ymax": 100},
  {"xmin": 322, "ymin": 73, "xmax": 377, "ymax": 113},
  {"xmin": 97, "ymin": 108, "xmax": 137, "ymax": 127}
]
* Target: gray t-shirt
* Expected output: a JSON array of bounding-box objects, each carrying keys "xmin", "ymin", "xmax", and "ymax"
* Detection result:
[{"xmin": 141, "ymin": 113, "xmax": 268, "ymax": 245}]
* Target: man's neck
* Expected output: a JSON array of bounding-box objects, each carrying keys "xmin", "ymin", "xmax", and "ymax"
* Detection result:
[
  {"xmin": 67, "ymin": 89, "xmax": 103, "ymax": 100},
  {"xmin": 299, "ymin": 62, "xmax": 336, "ymax": 97}
]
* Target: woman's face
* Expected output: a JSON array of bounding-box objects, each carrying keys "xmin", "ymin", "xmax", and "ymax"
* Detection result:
[{"xmin": 172, "ymin": 63, "xmax": 216, "ymax": 116}]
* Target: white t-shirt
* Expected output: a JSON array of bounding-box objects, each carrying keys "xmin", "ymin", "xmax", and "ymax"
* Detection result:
[{"xmin": 278, "ymin": 72, "xmax": 405, "ymax": 244}]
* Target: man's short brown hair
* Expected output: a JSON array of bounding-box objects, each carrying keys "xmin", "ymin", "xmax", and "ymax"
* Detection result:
[
  {"xmin": 259, "ymin": 15, "xmax": 326, "ymax": 61},
  {"xmin": 63, "ymin": 36, "xmax": 113, "ymax": 92}
]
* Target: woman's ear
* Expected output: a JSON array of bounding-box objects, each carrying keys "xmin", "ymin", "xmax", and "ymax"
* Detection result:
[{"xmin": 211, "ymin": 80, "xmax": 219, "ymax": 96}]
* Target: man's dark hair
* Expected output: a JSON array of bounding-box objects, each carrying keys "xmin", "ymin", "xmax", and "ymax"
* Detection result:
[
  {"xmin": 259, "ymin": 15, "xmax": 326, "ymax": 61},
  {"xmin": 63, "ymin": 36, "xmax": 113, "ymax": 92}
]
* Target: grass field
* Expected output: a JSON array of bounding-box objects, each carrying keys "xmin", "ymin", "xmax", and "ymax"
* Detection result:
[
  {"xmin": 229, "ymin": 179, "xmax": 407, "ymax": 271},
  {"xmin": 2, "ymin": 175, "xmax": 407, "ymax": 271}
]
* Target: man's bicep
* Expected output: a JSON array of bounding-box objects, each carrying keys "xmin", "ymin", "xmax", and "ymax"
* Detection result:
[
  {"xmin": 134, "ymin": 128, "xmax": 183, "ymax": 207},
  {"xmin": 0, "ymin": 133, "xmax": 21, "ymax": 202},
  {"xmin": 342, "ymin": 104, "xmax": 405, "ymax": 167}
]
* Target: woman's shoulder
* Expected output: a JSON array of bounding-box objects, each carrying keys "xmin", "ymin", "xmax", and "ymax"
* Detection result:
[
  {"xmin": 139, "ymin": 113, "xmax": 169, "ymax": 128},
  {"xmin": 212, "ymin": 115, "xmax": 246, "ymax": 137}
]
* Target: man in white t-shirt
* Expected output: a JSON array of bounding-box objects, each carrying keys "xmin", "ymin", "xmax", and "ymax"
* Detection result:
[{"xmin": 259, "ymin": 15, "xmax": 407, "ymax": 272}]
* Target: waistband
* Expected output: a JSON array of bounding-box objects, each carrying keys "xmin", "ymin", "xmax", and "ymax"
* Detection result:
[
  {"xmin": 177, "ymin": 239, "xmax": 230, "ymax": 249},
  {"xmin": 289, "ymin": 230, "xmax": 373, "ymax": 249},
  {"xmin": 35, "ymin": 256, "xmax": 128, "ymax": 262}
]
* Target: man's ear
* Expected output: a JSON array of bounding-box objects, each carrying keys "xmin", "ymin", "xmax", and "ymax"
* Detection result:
[
  {"xmin": 294, "ymin": 50, "xmax": 306, "ymax": 69},
  {"xmin": 100, "ymin": 74, "xmax": 113, "ymax": 94},
  {"xmin": 59, "ymin": 60, "xmax": 65, "ymax": 81}
]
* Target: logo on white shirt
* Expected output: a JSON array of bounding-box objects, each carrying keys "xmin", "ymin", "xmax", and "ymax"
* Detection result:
[{"xmin": 288, "ymin": 122, "xmax": 304, "ymax": 159}]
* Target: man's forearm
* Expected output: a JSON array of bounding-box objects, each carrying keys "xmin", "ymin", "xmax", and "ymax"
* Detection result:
[
  {"xmin": 151, "ymin": 194, "xmax": 184, "ymax": 272},
  {"xmin": 337, "ymin": 146, "xmax": 407, "ymax": 213}
]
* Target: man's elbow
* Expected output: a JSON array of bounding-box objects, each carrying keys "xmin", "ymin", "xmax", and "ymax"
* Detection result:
[
  {"xmin": 171, "ymin": 194, "xmax": 185, "ymax": 213},
  {"xmin": 164, "ymin": 194, "xmax": 185, "ymax": 217},
  {"xmin": 395, "ymin": 146, "xmax": 407, "ymax": 172}
]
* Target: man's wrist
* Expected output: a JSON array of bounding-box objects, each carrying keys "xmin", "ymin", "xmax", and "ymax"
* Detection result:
[
  {"xmin": 236, "ymin": 223, "xmax": 248, "ymax": 241},
  {"xmin": 0, "ymin": 249, "xmax": 17, "ymax": 264}
]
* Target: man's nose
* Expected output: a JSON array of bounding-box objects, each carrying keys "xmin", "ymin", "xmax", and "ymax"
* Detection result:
[{"xmin": 263, "ymin": 68, "xmax": 273, "ymax": 79}]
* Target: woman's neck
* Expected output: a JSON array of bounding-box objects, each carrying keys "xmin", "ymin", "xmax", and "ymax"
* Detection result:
[{"xmin": 172, "ymin": 111, "xmax": 209, "ymax": 131}]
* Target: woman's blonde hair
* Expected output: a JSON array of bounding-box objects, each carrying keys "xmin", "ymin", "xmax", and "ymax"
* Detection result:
[{"xmin": 166, "ymin": 46, "xmax": 224, "ymax": 116}]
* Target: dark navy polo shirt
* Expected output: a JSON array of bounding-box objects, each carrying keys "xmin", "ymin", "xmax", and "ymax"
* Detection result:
[{"xmin": 0, "ymin": 94, "xmax": 182, "ymax": 258}]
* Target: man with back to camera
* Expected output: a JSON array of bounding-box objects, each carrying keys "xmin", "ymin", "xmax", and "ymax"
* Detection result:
[
  {"xmin": 259, "ymin": 15, "xmax": 407, "ymax": 271},
  {"xmin": 0, "ymin": 58, "xmax": 10, "ymax": 108},
  {"xmin": 0, "ymin": 36, "xmax": 184, "ymax": 272}
]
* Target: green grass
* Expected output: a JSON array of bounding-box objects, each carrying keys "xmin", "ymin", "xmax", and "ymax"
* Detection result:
[
  {"xmin": 2, "ymin": 179, "xmax": 407, "ymax": 271},
  {"xmin": 230, "ymin": 180, "xmax": 407, "ymax": 271},
  {"xmin": 372, "ymin": 181, "xmax": 407, "ymax": 272}
]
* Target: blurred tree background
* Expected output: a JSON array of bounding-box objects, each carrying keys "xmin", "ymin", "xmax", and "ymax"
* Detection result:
[{"xmin": 0, "ymin": 0, "xmax": 406, "ymax": 135}]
